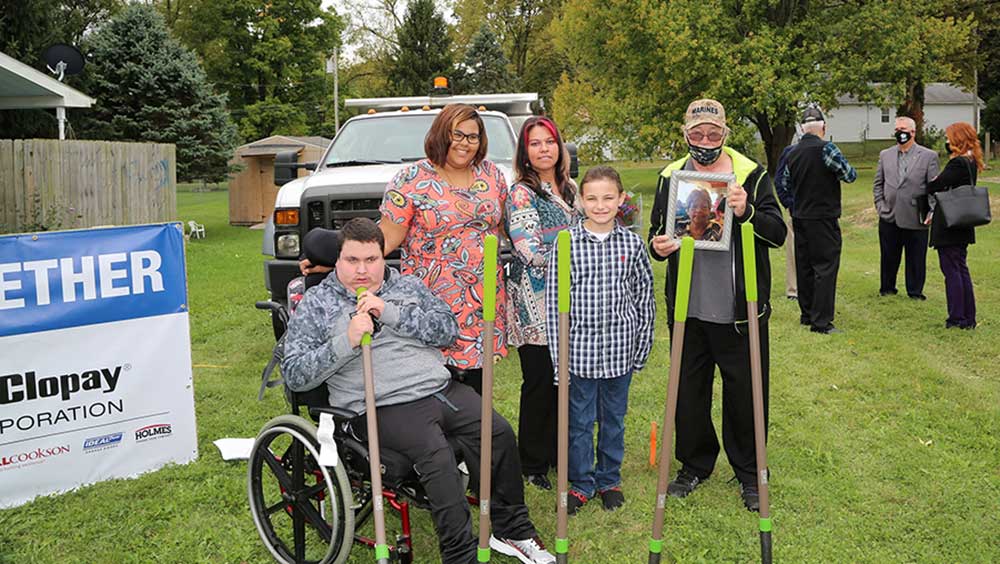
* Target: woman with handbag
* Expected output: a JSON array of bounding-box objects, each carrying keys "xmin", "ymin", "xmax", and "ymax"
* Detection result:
[{"xmin": 927, "ymin": 122, "xmax": 985, "ymax": 329}]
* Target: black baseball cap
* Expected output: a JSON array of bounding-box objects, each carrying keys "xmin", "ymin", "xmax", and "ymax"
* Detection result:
[{"xmin": 801, "ymin": 107, "xmax": 825, "ymax": 124}]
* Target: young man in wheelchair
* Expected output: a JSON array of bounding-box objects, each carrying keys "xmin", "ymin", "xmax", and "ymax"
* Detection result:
[{"xmin": 282, "ymin": 218, "xmax": 555, "ymax": 564}]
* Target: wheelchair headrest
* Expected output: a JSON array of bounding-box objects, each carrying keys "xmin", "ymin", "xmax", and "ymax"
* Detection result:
[{"xmin": 303, "ymin": 228, "xmax": 341, "ymax": 267}]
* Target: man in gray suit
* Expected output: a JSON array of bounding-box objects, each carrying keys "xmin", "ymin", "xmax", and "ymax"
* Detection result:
[{"xmin": 873, "ymin": 116, "xmax": 940, "ymax": 300}]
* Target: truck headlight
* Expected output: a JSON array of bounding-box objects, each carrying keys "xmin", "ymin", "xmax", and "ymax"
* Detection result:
[{"xmin": 277, "ymin": 234, "xmax": 300, "ymax": 257}]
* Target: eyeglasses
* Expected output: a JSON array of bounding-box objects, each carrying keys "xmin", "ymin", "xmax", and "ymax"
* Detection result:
[
  {"xmin": 686, "ymin": 130, "xmax": 724, "ymax": 143},
  {"xmin": 451, "ymin": 130, "xmax": 481, "ymax": 144}
]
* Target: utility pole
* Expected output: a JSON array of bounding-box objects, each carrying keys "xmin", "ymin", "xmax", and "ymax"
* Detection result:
[
  {"xmin": 334, "ymin": 48, "xmax": 339, "ymax": 133},
  {"xmin": 326, "ymin": 49, "xmax": 340, "ymax": 133},
  {"xmin": 973, "ymin": 68, "xmax": 979, "ymax": 133}
]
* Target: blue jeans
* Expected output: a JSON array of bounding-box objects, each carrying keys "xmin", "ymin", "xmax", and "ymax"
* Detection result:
[{"xmin": 568, "ymin": 372, "xmax": 633, "ymax": 499}]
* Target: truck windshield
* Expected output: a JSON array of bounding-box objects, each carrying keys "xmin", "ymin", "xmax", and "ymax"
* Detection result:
[{"xmin": 325, "ymin": 114, "xmax": 515, "ymax": 167}]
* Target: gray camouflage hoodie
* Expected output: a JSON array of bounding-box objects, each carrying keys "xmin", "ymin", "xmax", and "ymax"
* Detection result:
[{"xmin": 282, "ymin": 267, "xmax": 459, "ymax": 414}]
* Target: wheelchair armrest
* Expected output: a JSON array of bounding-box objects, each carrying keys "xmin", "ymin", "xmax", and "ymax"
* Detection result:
[{"xmin": 309, "ymin": 406, "xmax": 360, "ymax": 424}]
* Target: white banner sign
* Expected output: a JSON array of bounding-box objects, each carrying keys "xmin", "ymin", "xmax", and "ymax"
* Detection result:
[{"xmin": 0, "ymin": 223, "xmax": 197, "ymax": 508}]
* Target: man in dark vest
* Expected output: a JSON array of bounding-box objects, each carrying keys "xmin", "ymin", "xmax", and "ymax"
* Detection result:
[{"xmin": 778, "ymin": 107, "xmax": 857, "ymax": 334}]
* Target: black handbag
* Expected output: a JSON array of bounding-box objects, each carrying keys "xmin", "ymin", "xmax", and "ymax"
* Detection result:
[{"xmin": 934, "ymin": 158, "xmax": 991, "ymax": 229}]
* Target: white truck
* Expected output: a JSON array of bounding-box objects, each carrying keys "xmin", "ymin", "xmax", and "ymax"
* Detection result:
[{"xmin": 259, "ymin": 92, "xmax": 576, "ymax": 336}]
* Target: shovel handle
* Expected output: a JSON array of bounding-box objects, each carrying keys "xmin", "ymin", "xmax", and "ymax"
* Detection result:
[
  {"xmin": 483, "ymin": 235, "xmax": 497, "ymax": 321},
  {"xmin": 558, "ymin": 230, "xmax": 570, "ymax": 313},
  {"xmin": 741, "ymin": 222, "xmax": 757, "ymax": 302}
]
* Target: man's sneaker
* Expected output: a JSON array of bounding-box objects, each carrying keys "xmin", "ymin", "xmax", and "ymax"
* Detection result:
[
  {"xmin": 599, "ymin": 487, "xmax": 625, "ymax": 511},
  {"xmin": 566, "ymin": 490, "xmax": 588, "ymax": 515},
  {"xmin": 740, "ymin": 482, "xmax": 760, "ymax": 512},
  {"xmin": 525, "ymin": 473, "xmax": 552, "ymax": 491},
  {"xmin": 490, "ymin": 535, "xmax": 556, "ymax": 564},
  {"xmin": 667, "ymin": 469, "xmax": 704, "ymax": 498}
]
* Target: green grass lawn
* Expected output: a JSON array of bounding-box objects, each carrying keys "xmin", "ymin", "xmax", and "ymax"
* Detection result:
[{"xmin": 1, "ymin": 167, "xmax": 999, "ymax": 563}]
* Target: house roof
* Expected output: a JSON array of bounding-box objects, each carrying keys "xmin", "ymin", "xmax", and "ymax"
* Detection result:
[
  {"xmin": 836, "ymin": 82, "xmax": 984, "ymax": 107},
  {"xmin": 239, "ymin": 135, "xmax": 331, "ymax": 149},
  {"xmin": 0, "ymin": 50, "xmax": 95, "ymax": 110}
]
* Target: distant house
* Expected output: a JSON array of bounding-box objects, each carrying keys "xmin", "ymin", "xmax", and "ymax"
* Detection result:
[
  {"xmin": 228, "ymin": 135, "xmax": 330, "ymax": 226},
  {"xmin": 825, "ymin": 83, "xmax": 984, "ymax": 143}
]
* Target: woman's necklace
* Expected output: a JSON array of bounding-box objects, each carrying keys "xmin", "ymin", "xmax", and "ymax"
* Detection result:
[{"xmin": 437, "ymin": 165, "xmax": 473, "ymax": 188}]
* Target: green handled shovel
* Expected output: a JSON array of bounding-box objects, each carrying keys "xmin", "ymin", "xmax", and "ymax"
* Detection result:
[
  {"xmin": 648, "ymin": 236, "xmax": 695, "ymax": 564},
  {"xmin": 740, "ymin": 222, "xmax": 773, "ymax": 563},
  {"xmin": 357, "ymin": 286, "xmax": 389, "ymax": 564},
  {"xmin": 555, "ymin": 230, "xmax": 571, "ymax": 564},
  {"xmin": 478, "ymin": 235, "xmax": 498, "ymax": 562}
]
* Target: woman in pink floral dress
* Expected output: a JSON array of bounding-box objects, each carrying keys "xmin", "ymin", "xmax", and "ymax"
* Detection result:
[{"xmin": 379, "ymin": 104, "xmax": 508, "ymax": 394}]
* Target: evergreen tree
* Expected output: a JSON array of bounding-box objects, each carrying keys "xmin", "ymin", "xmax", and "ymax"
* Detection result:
[
  {"xmin": 387, "ymin": 0, "xmax": 452, "ymax": 96},
  {"xmin": 74, "ymin": 4, "xmax": 238, "ymax": 182},
  {"xmin": 456, "ymin": 24, "xmax": 511, "ymax": 94}
]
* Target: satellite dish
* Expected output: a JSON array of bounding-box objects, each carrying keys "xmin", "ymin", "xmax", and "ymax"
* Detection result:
[{"xmin": 43, "ymin": 44, "xmax": 85, "ymax": 82}]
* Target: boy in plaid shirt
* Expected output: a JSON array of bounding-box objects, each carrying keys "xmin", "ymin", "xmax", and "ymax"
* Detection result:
[{"xmin": 545, "ymin": 166, "xmax": 656, "ymax": 514}]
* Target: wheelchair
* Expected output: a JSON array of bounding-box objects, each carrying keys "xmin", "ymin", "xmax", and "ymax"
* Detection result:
[{"xmin": 249, "ymin": 279, "xmax": 472, "ymax": 564}]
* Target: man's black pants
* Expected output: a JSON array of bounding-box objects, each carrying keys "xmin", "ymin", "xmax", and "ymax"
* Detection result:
[
  {"xmin": 356, "ymin": 382, "xmax": 535, "ymax": 564},
  {"xmin": 878, "ymin": 218, "xmax": 928, "ymax": 297},
  {"xmin": 793, "ymin": 217, "xmax": 842, "ymax": 331},
  {"xmin": 673, "ymin": 318, "xmax": 769, "ymax": 486}
]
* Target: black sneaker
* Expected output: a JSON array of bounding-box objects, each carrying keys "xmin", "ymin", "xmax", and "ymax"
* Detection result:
[
  {"xmin": 908, "ymin": 293, "xmax": 927, "ymax": 301},
  {"xmin": 740, "ymin": 482, "xmax": 760, "ymax": 512},
  {"xmin": 599, "ymin": 487, "xmax": 625, "ymax": 511},
  {"xmin": 810, "ymin": 325, "xmax": 843, "ymax": 335},
  {"xmin": 879, "ymin": 288, "xmax": 898, "ymax": 297},
  {"xmin": 566, "ymin": 490, "xmax": 588, "ymax": 515},
  {"xmin": 525, "ymin": 473, "xmax": 552, "ymax": 491},
  {"xmin": 667, "ymin": 469, "xmax": 704, "ymax": 498}
]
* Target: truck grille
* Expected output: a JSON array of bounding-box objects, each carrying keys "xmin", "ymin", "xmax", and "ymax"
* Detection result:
[{"xmin": 303, "ymin": 197, "xmax": 382, "ymax": 231}]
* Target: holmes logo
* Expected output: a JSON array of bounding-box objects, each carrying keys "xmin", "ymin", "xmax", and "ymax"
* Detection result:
[
  {"xmin": 135, "ymin": 423, "xmax": 172, "ymax": 442},
  {"xmin": 0, "ymin": 445, "xmax": 70, "ymax": 468},
  {"xmin": 83, "ymin": 432, "xmax": 123, "ymax": 451}
]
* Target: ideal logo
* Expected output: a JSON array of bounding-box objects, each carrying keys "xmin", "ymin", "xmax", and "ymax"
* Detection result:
[
  {"xmin": 0, "ymin": 444, "xmax": 70, "ymax": 469},
  {"xmin": 83, "ymin": 432, "xmax": 123, "ymax": 451},
  {"xmin": 135, "ymin": 423, "xmax": 171, "ymax": 442}
]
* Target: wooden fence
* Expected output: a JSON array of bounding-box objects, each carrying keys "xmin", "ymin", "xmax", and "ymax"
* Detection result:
[{"xmin": 0, "ymin": 139, "xmax": 176, "ymax": 234}]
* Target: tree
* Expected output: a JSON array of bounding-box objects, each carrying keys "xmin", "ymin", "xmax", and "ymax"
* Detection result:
[
  {"xmin": 553, "ymin": 0, "xmax": 974, "ymax": 174},
  {"xmin": 171, "ymin": 0, "xmax": 343, "ymax": 136},
  {"xmin": 386, "ymin": 0, "xmax": 452, "ymax": 96},
  {"xmin": 74, "ymin": 4, "xmax": 238, "ymax": 182},
  {"xmin": 239, "ymin": 97, "xmax": 310, "ymax": 140},
  {"xmin": 452, "ymin": 0, "xmax": 566, "ymax": 100},
  {"xmin": 456, "ymin": 25, "xmax": 512, "ymax": 94}
]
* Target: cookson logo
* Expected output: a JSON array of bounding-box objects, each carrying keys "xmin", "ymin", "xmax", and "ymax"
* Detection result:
[{"xmin": 0, "ymin": 444, "xmax": 70, "ymax": 470}]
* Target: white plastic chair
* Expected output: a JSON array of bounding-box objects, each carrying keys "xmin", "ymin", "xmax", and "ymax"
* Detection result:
[{"xmin": 188, "ymin": 220, "xmax": 206, "ymax": 239}]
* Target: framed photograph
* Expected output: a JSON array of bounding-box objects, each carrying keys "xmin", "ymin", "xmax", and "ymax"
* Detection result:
[{"xmin": 664, "ymin": 170, "xmax": 735, "ymax": 251}]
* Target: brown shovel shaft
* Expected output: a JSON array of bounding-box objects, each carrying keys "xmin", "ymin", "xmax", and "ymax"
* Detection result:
[
  {"xmin": 746, "ymin": 300, "xmax": 770, "ymax": 518},
  {"xmin": 361, "ymin": 343, "xmax": 388, "ymax": 552},
  {"xmin": 556, "ymin": 310, "xmax": 570, "ymax": 542},
  {"xmin": 650, "ymin": 321, "xmax": 686, "ymax": 540},
  {"xmin": 478, "ymin": 322, "xmax": 495, "ymax": 552}
]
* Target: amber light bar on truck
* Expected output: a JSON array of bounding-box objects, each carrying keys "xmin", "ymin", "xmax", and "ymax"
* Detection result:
[{"xmin": 275, "ymin": 209, "xmax": 299, "ymax": 226}]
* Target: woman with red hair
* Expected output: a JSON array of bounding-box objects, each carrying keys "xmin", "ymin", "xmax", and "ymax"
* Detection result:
[
  {"xmin": 926, "ymin": 122, "xmax": 984, "ymax": 329},
  {"xmin": 505, "ymin": 116, "xmax": 580, "ymax": 490}
]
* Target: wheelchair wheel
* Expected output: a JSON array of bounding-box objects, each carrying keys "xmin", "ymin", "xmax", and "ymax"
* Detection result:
[{"xmin": 248, "ymin": 415, "xmax": 355, "ymax": 564}]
